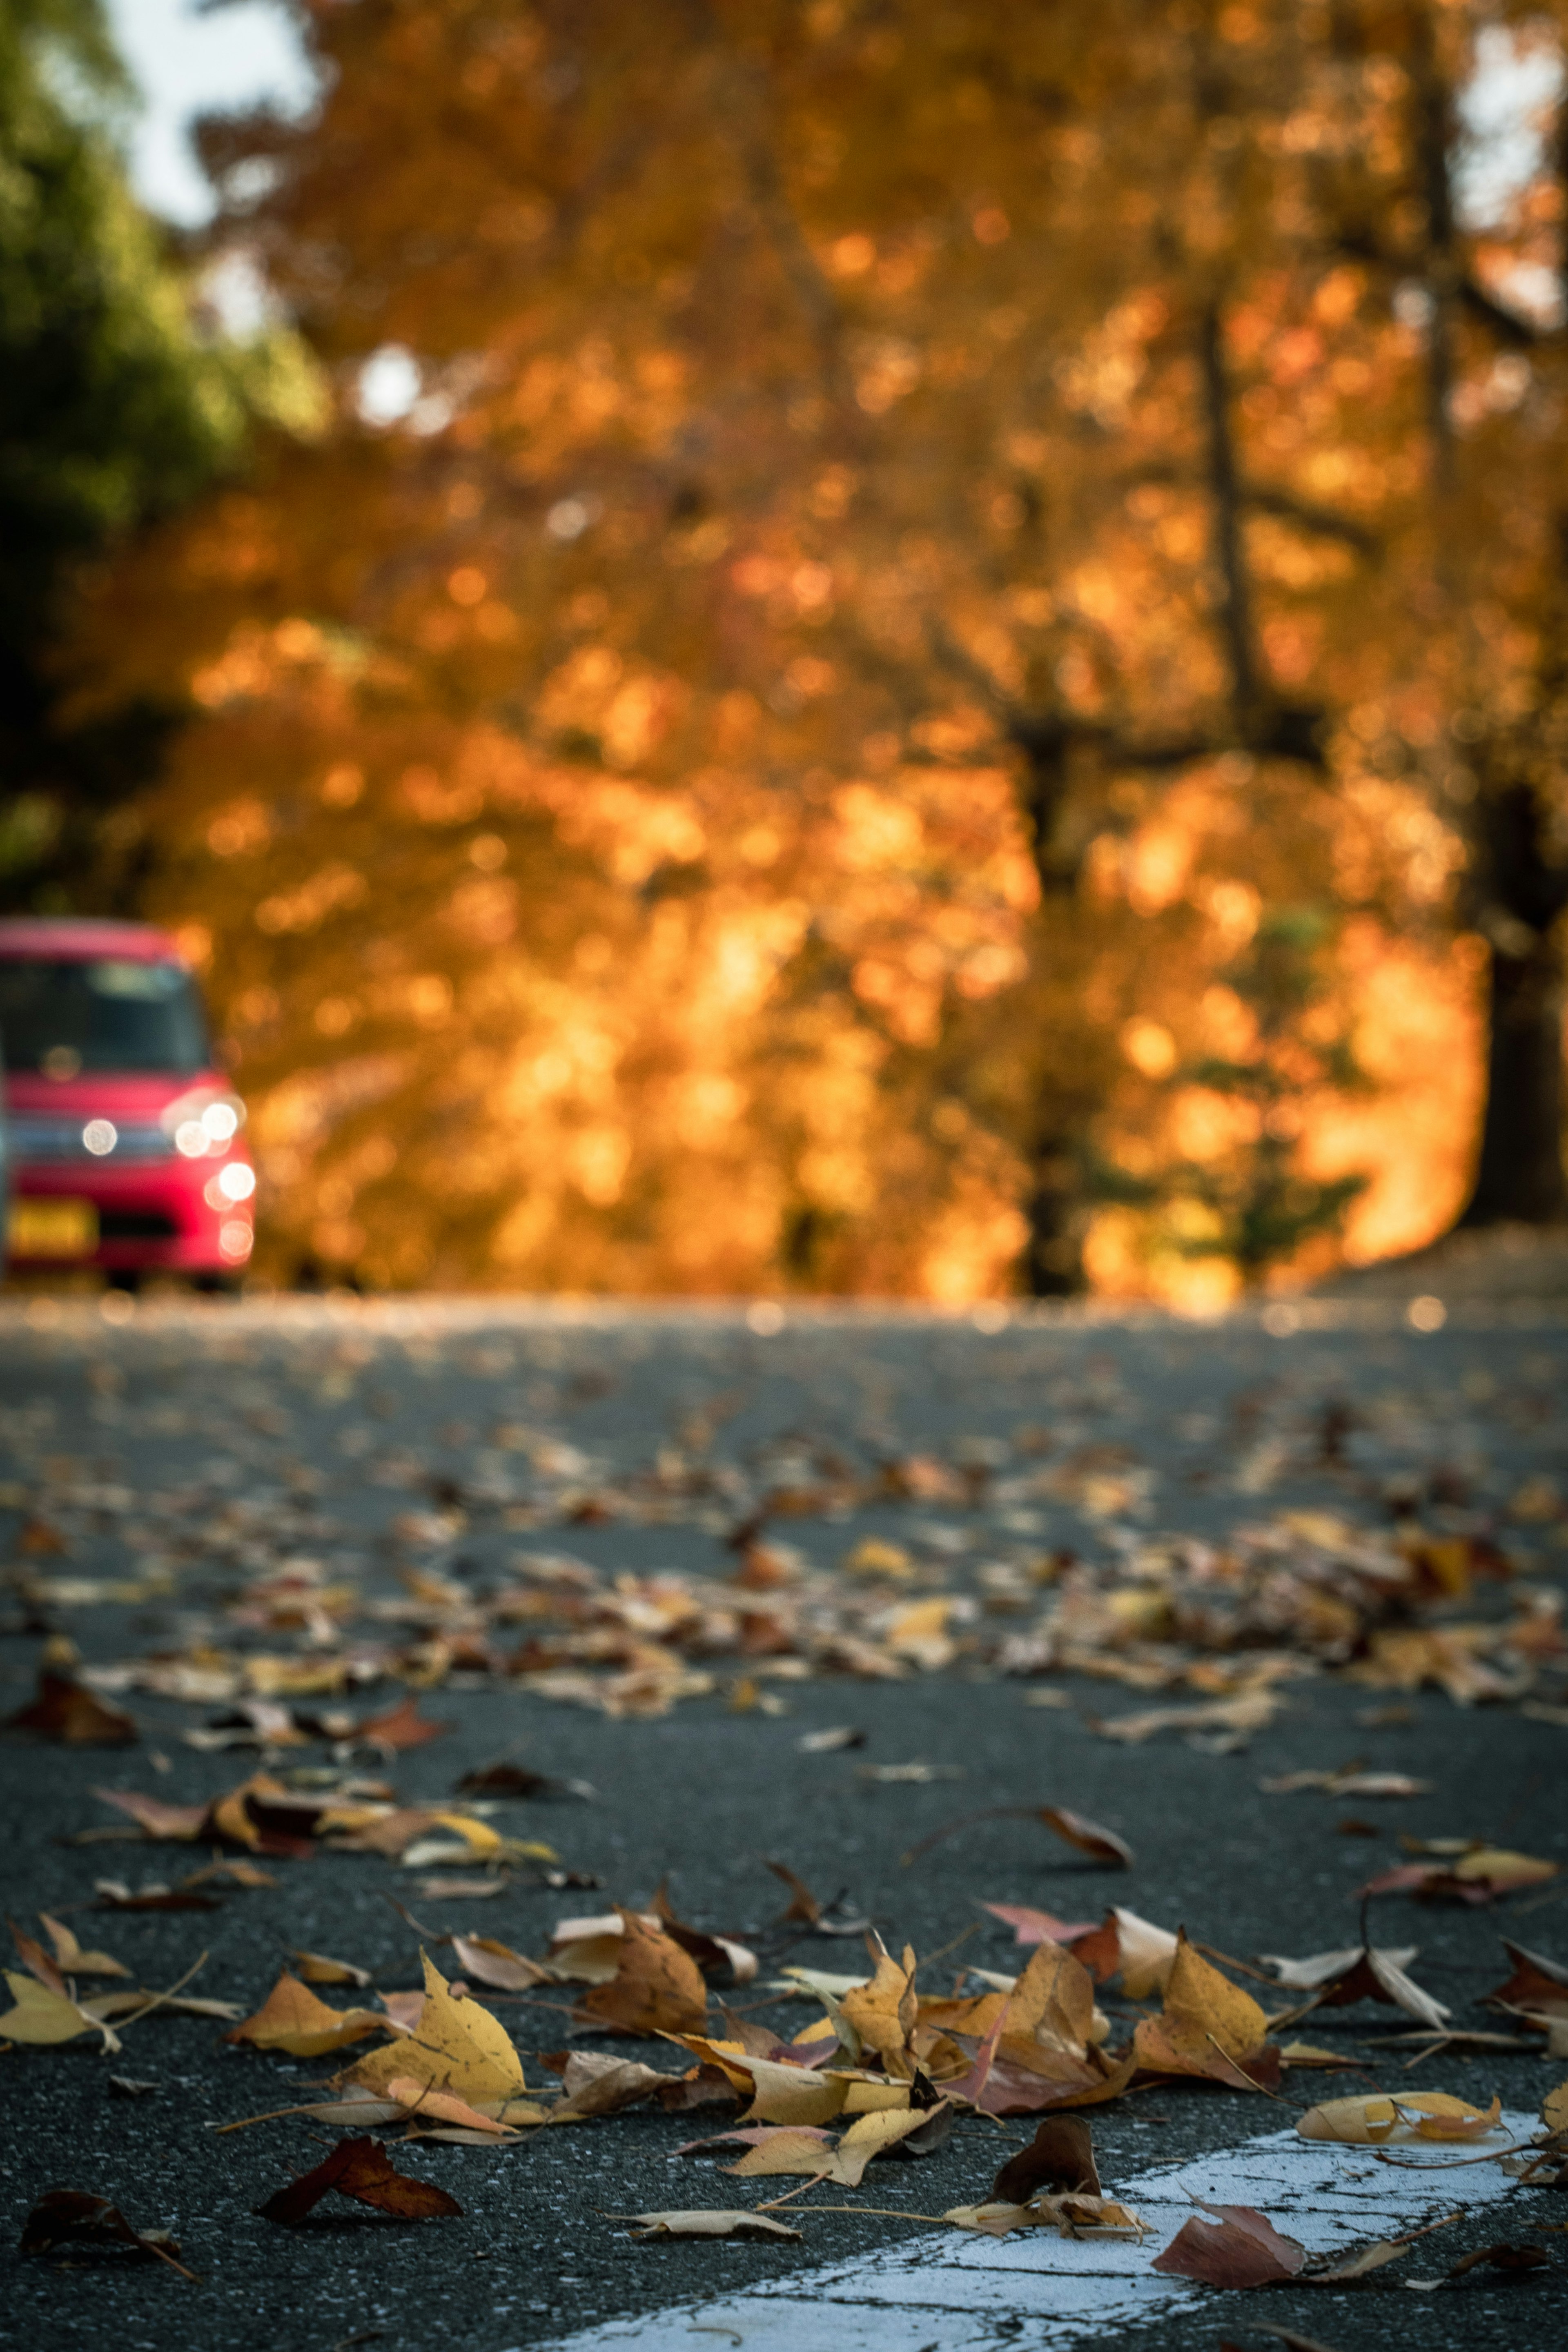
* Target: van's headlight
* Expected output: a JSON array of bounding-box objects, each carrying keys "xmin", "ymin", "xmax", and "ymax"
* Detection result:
[{"xmin": 162, "ymin": 1089, "xmax": 247, "ymax": 1158}]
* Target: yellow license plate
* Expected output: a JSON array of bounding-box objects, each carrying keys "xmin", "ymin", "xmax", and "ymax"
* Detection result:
[{"xmin": 7, "ymin": 1196, "xmax": 100, "ymax": 1259}]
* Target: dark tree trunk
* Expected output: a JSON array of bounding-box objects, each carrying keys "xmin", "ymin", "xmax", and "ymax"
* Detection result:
[
  {"xmin": 1458, "ymin": 783, "xmax": 1568, "ymax": 1229},
  {"xmin": 1022, "ymin": 1148, "xmax": 1084, "ymax": 1296},
  {"xmin": 1009, "ymin": 717, "xmax": 1095, "ymax": 1296},
  {"xmin": 1458, "ymin": 930, "xmax": 1568, "ymax": 1227}
]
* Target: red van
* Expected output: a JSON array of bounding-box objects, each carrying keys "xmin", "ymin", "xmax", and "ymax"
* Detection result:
[{"xmin": 0, "ymin": 918, "xmax": 254, "ymax": 1289}]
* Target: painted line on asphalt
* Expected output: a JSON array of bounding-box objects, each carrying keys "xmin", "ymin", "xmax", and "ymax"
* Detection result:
[{"xmin": 549, "ymin": 2110, "xmax": 1543, "ymax": 2350}]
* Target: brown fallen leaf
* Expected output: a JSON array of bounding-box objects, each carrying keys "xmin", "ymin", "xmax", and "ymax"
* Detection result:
[
  {"xmin": 451, "ymin": 1933, "xmax": 554, "ymax": 1992},
  {"xmin": 1068, "ymin": 1906, "xmax": 1179, "ymax": 1998},
  {"xmin": 1448, "ymin": 2243, "xmax": 1550, "ymax": 2277},
  {"xmin": 1360, "ymin": 1848, "xmax": 1559, "ymax": 1904},
  {"xmin": 37, "ymin": 1915, "xmax": 129, "ymax": 1979},
  {"xmin": 764, "ymin": 1859, "xmax": 870, "ymax": 1936},
  {"xmin": 225, "ymin": 1971, "xmax": 392, "ymax": 2058},
  {"xmin": 292, "ymin": 1950, "xmax": 374, "ymax": 1989},
  {"xmin": 257, "ymin": 2135, "xmax": 462, "ymax": 2225},
  {"xmin": 619, "ymin": 2209, "xmax": 802, "ymax": 2241},
  {"xmin": 91, "ymin": 1788, "xmax": 209, "ymax": 1841},
  {"xmin": 1152, "ymin": 2199, "xmax": 1307, "ymax": 2287},
  {"xmin": 991, "ymin": 2114, "xmax": 1100, "ymax": 2203},
  {"xmin": 1305, "ymin": 2237, "xmax": 1411, "ymax": 2281},
  {"xmin": 1263, "ymin": 1943, "xmax": 1450, "ymax": 2031},
  {"xmin": 1041, "ymin": 1808, "xmax": 1134, "ymax": 1868},
  {"xmin": 354, "ymin": 1694, "xmax": 452, "ymax": 1750},
  {"xmin": 1544, "ymin": 2080, "xmax": 1568, "ymax": 2134},
  {"xmin": 6, "ymin": 1671, "xmax": 136, "ymax": 1746},
  {"xmin": 345, "ymin": 1950, "xmax": 527, "ymax": 2103},
  {"xmin": 19, "ymin": 2189, "xmax": 194, "ymax": 2279},
  {"xmin": 1484, "ymin": 1939, "xmax": 1568, "ymax": 2020},
  {"xmin": 457, "ymin": 1760, "xmax": 595, "ymax": 1799},
  {"xmin": 579, "ymin": 1910, "xmax": 709, "ymax": 2037},
  {"xmin": 381, "ymin": 2074, "xmax": 524, "ymax": 2136},
  {"xmin": 550, "ymin": 2051, "xmax": 675, "ymax": 2119},
  {"xmin": 649, "ymin": 1881, "xmax": 759, "ymax": 1986},
  {"xmin": 94, "ymin": 1879, "xmax": 220, "ymax": 1912}
]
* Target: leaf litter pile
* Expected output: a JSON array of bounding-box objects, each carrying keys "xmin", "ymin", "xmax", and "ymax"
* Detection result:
[{"xmin": 3, "ymin": 1303, "xmax": 1568, "ymax": 2316}]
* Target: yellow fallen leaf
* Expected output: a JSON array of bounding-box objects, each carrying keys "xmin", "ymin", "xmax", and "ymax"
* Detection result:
[
  {"xmin": 839, "ymin": 1938, "xmax": 918, "ymax": 2076},
  {"xmin": 1297, "ymin": 2091, "xmax": 1503, "ymax": 2146},
  {"xmin": 1544, "ymin": 2081, "xmax": 1568, "ymax": 2135},
  {"xmin": 38, "ymin": 1914, "xmax": 129, "ymax": 1979},
  {"xmin": 1132, "ymin": 1932, "xmax": 1272, "ymax": 2081},
  {"xmin": 345, "ymin": 1950, "xmax": 526, "ymax": 2104},
  {"xmin": 1449, "ymin": 1848, "xmax": 1558, "ymax": 1891},
  {"xmin": 1108, "ymin": 1907, "xmax": 1180, "ymax": 2000},
  {"xmin": 224, "ymin": 1971, "xmax": 390, "ymax": 2058},
  {"xmin": 0, "ymin": 1970, "xmax": 121, "ymax": 2051},
  {"xmin": 292, "ymin": 1951, "xmax": 373, "ymax": 1988}
]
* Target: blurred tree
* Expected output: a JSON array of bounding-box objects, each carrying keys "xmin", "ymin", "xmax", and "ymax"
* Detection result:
[
  {"xmin": 71, "ymin": 0, "xmax": 1519, "ymax": 1294},
  {"xmin": 0, "ymin": 0, "xmax": 320, "ymax": 911}
]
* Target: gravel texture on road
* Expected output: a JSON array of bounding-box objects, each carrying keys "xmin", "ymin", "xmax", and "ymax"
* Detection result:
[{"xmin": 2, "ymin": 1294, "xmax": 1566, "ymax": 2352}]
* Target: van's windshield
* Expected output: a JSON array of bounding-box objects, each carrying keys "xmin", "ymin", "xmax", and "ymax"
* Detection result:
[{"xmin": 0, "ymin": 958, "xmax": 211, "ymax": 1076}]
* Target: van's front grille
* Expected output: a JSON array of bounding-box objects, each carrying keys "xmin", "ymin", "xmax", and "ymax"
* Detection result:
[{"xmin": 9, "ymin": 1116, "xmax": 173, "ymax": 1165}]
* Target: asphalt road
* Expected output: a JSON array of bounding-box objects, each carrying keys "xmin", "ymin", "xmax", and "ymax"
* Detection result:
[{"xmin": 2, "ymin": 1294, "xmax": 1567, "ymax": 2352}]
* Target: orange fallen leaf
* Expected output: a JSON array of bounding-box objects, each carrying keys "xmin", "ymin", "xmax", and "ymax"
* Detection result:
[
  {"xmin": 37, "ymin": 1914, "xmax": 129, "ymax": 1979},
  {"xmin": 292, "ymin": 1950, "xmax": 374, "ymax": 1988},
  {"xmin": 1040, "ymin": 1807, "xmax": 1134, "ymax": 1868},
  {"xmin": 257, "ymin": 2135, "xmax": 462, "ymax": 2224},
  {"xmin": 1132, "ymin": 1931, "xmax": 1277, "ymax": 2087},
  {"xmin": 579, "ymin": 1911, "xmax": 709, "ymax": 2036},
  {"xmin": 354, "ymin": 1694, "xmax": 452, "ymax": 1750},
  {"xmin": 1297, "ymin": 2091, "xmax": 1503, "ymax": 2145},
  {"xmin": 225, "ymin": 1971, "xmax": 391, "ymax": 2058}
]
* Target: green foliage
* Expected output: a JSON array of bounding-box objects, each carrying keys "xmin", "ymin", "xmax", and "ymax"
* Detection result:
[{"xmin": 0, "ymin": 0, "xmax": 322, "ymax": 910}]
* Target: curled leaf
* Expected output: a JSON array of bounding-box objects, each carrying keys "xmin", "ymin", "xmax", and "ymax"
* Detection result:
[
  {"xmin": 620, "ymin": 2209, "xmax": 802, "ymax": 2241},
  {"xmin": 1152, "ymin": 2200, "xmax": 1306, "ymax": 2288},
  {"xmin": 224, "ymin": 1971, "xmax": 390, "ymax": 2058},
  {"xmin": 257, "ymin": 2135, "xmax": 462, "ymax": 2225}
]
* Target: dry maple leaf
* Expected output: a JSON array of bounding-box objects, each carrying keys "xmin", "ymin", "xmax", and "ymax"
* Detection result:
[
  {"xmin": 550, "ymin": 2051, "xmax": 674, "ymax": 2120},
  {"xmin": 1360, "ymin": 1848, "xmax": 1558, "ymax": 1904},
  {"xmin": 1263, "ymin": 1943, "xmax": 1450, "ymax": 2029},
  {"xmin": 1544, "ymin": 2080, "xmax": 1568, "ymax": 2134},
  {"xmin": 1297, "ymin": 2091, "xmax": 1503, "ymax": 2144},
  {"xmin": 19, "ymin": 2190, "xmax": 194, "ymax": 2279},
  {"xmin": 1152, "ymin": 2200, "xmax": 1306, "ymax": 2288},
  {"xmin": 1448, "ymin": 2243, "xmax": 1550, "ymax": 2277},
  {"xmin": 579, "ymin": 1910, "xmax": 709, "ymax": 2036},
  {"xmin": 619, "ymin": 2210, "xmax": 802, "ymax": 2241},
  {"xmin": 345, "ymin": 1949, "xmax": 526, "ymax": 2103},
  {"xmin": 256, "ymin": 2135, "xmax": 462, "ymax": 2225},
  {"xmin": 6, "ymin": 1670, "xmax": 136, "ymax": 1746},
  {"xmin": 1131, "ymin": 1931, "xmax": 1278, "ymax": 2087},
  {"xmin": 225, "ymin": 1971, "xmax": 392, "ymax": 2058},
  {"xmin": 649, "ymin": 1881, "xmax": 759, "ymax": 1985},
  {"xmin": 1068, "ymin": 1906, "xmax": 1179, "ymax": 1998},
  {"xmin": 943, "ymin": 2192, "xmax": 1147, "ymax": 2239},
  {"xmin": 381, "ymin": 2074, "xmax": 524, "ymax": 2136}
]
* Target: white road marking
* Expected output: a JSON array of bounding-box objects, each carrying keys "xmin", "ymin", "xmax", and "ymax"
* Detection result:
[{"xmin": 553, "ymin": 2112, "xmax": 1543, "ymax": 2350}]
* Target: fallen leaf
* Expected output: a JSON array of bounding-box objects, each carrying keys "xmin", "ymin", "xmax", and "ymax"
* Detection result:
[
  {"xmin": 1297, "ymin": 2091, "xmax": 1503, "ymax": 2145},
  {"xmin": 1448, "ymin": 2242, "xmax": 1550, "ymax": 2277},
  {"xmin": 6, "ymin": 1671, "xmax": 136, "ymax": 1745},
  {"xmin": 551, "ymin": 2051, "xmax": 674, "ymax": 2119},
  {"xmin": 580, "ymin": 1911, "xmax": 710, "ymax": 2036},
  {"xmin": 382, "ymin": 2074, "xmax": 521, "ymax": 2135},
  {"xmin": 93, "ymin": 1879, "xmax": 218, "ymax": 1912},
  {"xmin": 1263, "ymin": 1943, "xmax": 1450, "ymax": 2031},
  {"xmin": 91, "ymin": 1788, "xmax": 208, "ymax": 1841},
  {"xmin": 451, "ymin": 1933, "xmax": 553, "ymax": 1992},
  {"xmin": 1360, "ymin": 1848, "xmax": 1559, "ymax": 1904},
  {"xmin": 1541, "ymin": 2080, "xmax": 1568, "ymax": 2133},
  {"xmin": 620, "ymin": 2209, "xmax": 802, "ymax": 2241},
  {"xmin": 1040, "ymin": 1807, "xmax": 1134, "ymax": 1868},
  {"xmin": 798, "ymin": 1726, "xmax": 866, "ymax": 1752},
  {"xmin": 1071, "ymin": 1906, "xmax": 1179, "ymax": 1997},
  {"xmin": 354, "ymin": 1694, "xmax": 452, "ymax": 1750},
  {"xmin": 1306, "ymin": 2237, "xmax": 1410, "ymax": 2281},
  {"xmin": 1484, "ymin": 1940, "xmax": 1568, "ymax": 2020},
  {"xmin": 107, "ymin": 2075, "xmax": 159, "ymax": 2096},
  {"xmin": 1152, "ymin": 2199, "xmax": 1306, "ymax": 2288},
  {"xmin": 457, "ymin": 1761, "xmax": 594, "ymax": 1799},
  {"xmin": 991, "ymin": 2114, "xmax": 1100, "ymax": 2202},
  {"xmin": 0, "ymin": 1970, "xmax": 120, "ymax": 2051},
  {"xmin": 292, "ymin": 1951, "xmax": 374, "ymax": 1989},
  {"xmin": 981, "ymin": 1902, "xmax": 1096, "ymax": 1948},
  {"xmin": 345, "ymin": 1950, "xmax": 527, "ymax": 2103},
  {"xmin": 1132, "ymin": 1932, "xmax": 1276, "ymax": 2086},
  {"xmin": 838, "ymin": 1936, "xmax": 918, "ymax": 2076},
  {"xmin": 225, "ymin": 1971, "xmax": 392, "ymax": 2058},
  {"xmin": 18, "ymin": 2189, "xmax": 193, "ymax": 2278},
  {"xmin": 256, "ymin": 2135, "xmax": 462, "ymax": 2225},
  {"xmin": 38, "ymin": 1915, "xmax": 129, "ymax": 1979},
  {"xmin": 943, "ymin": 2192, "xmax": 1146, "ymax": 2238}
]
